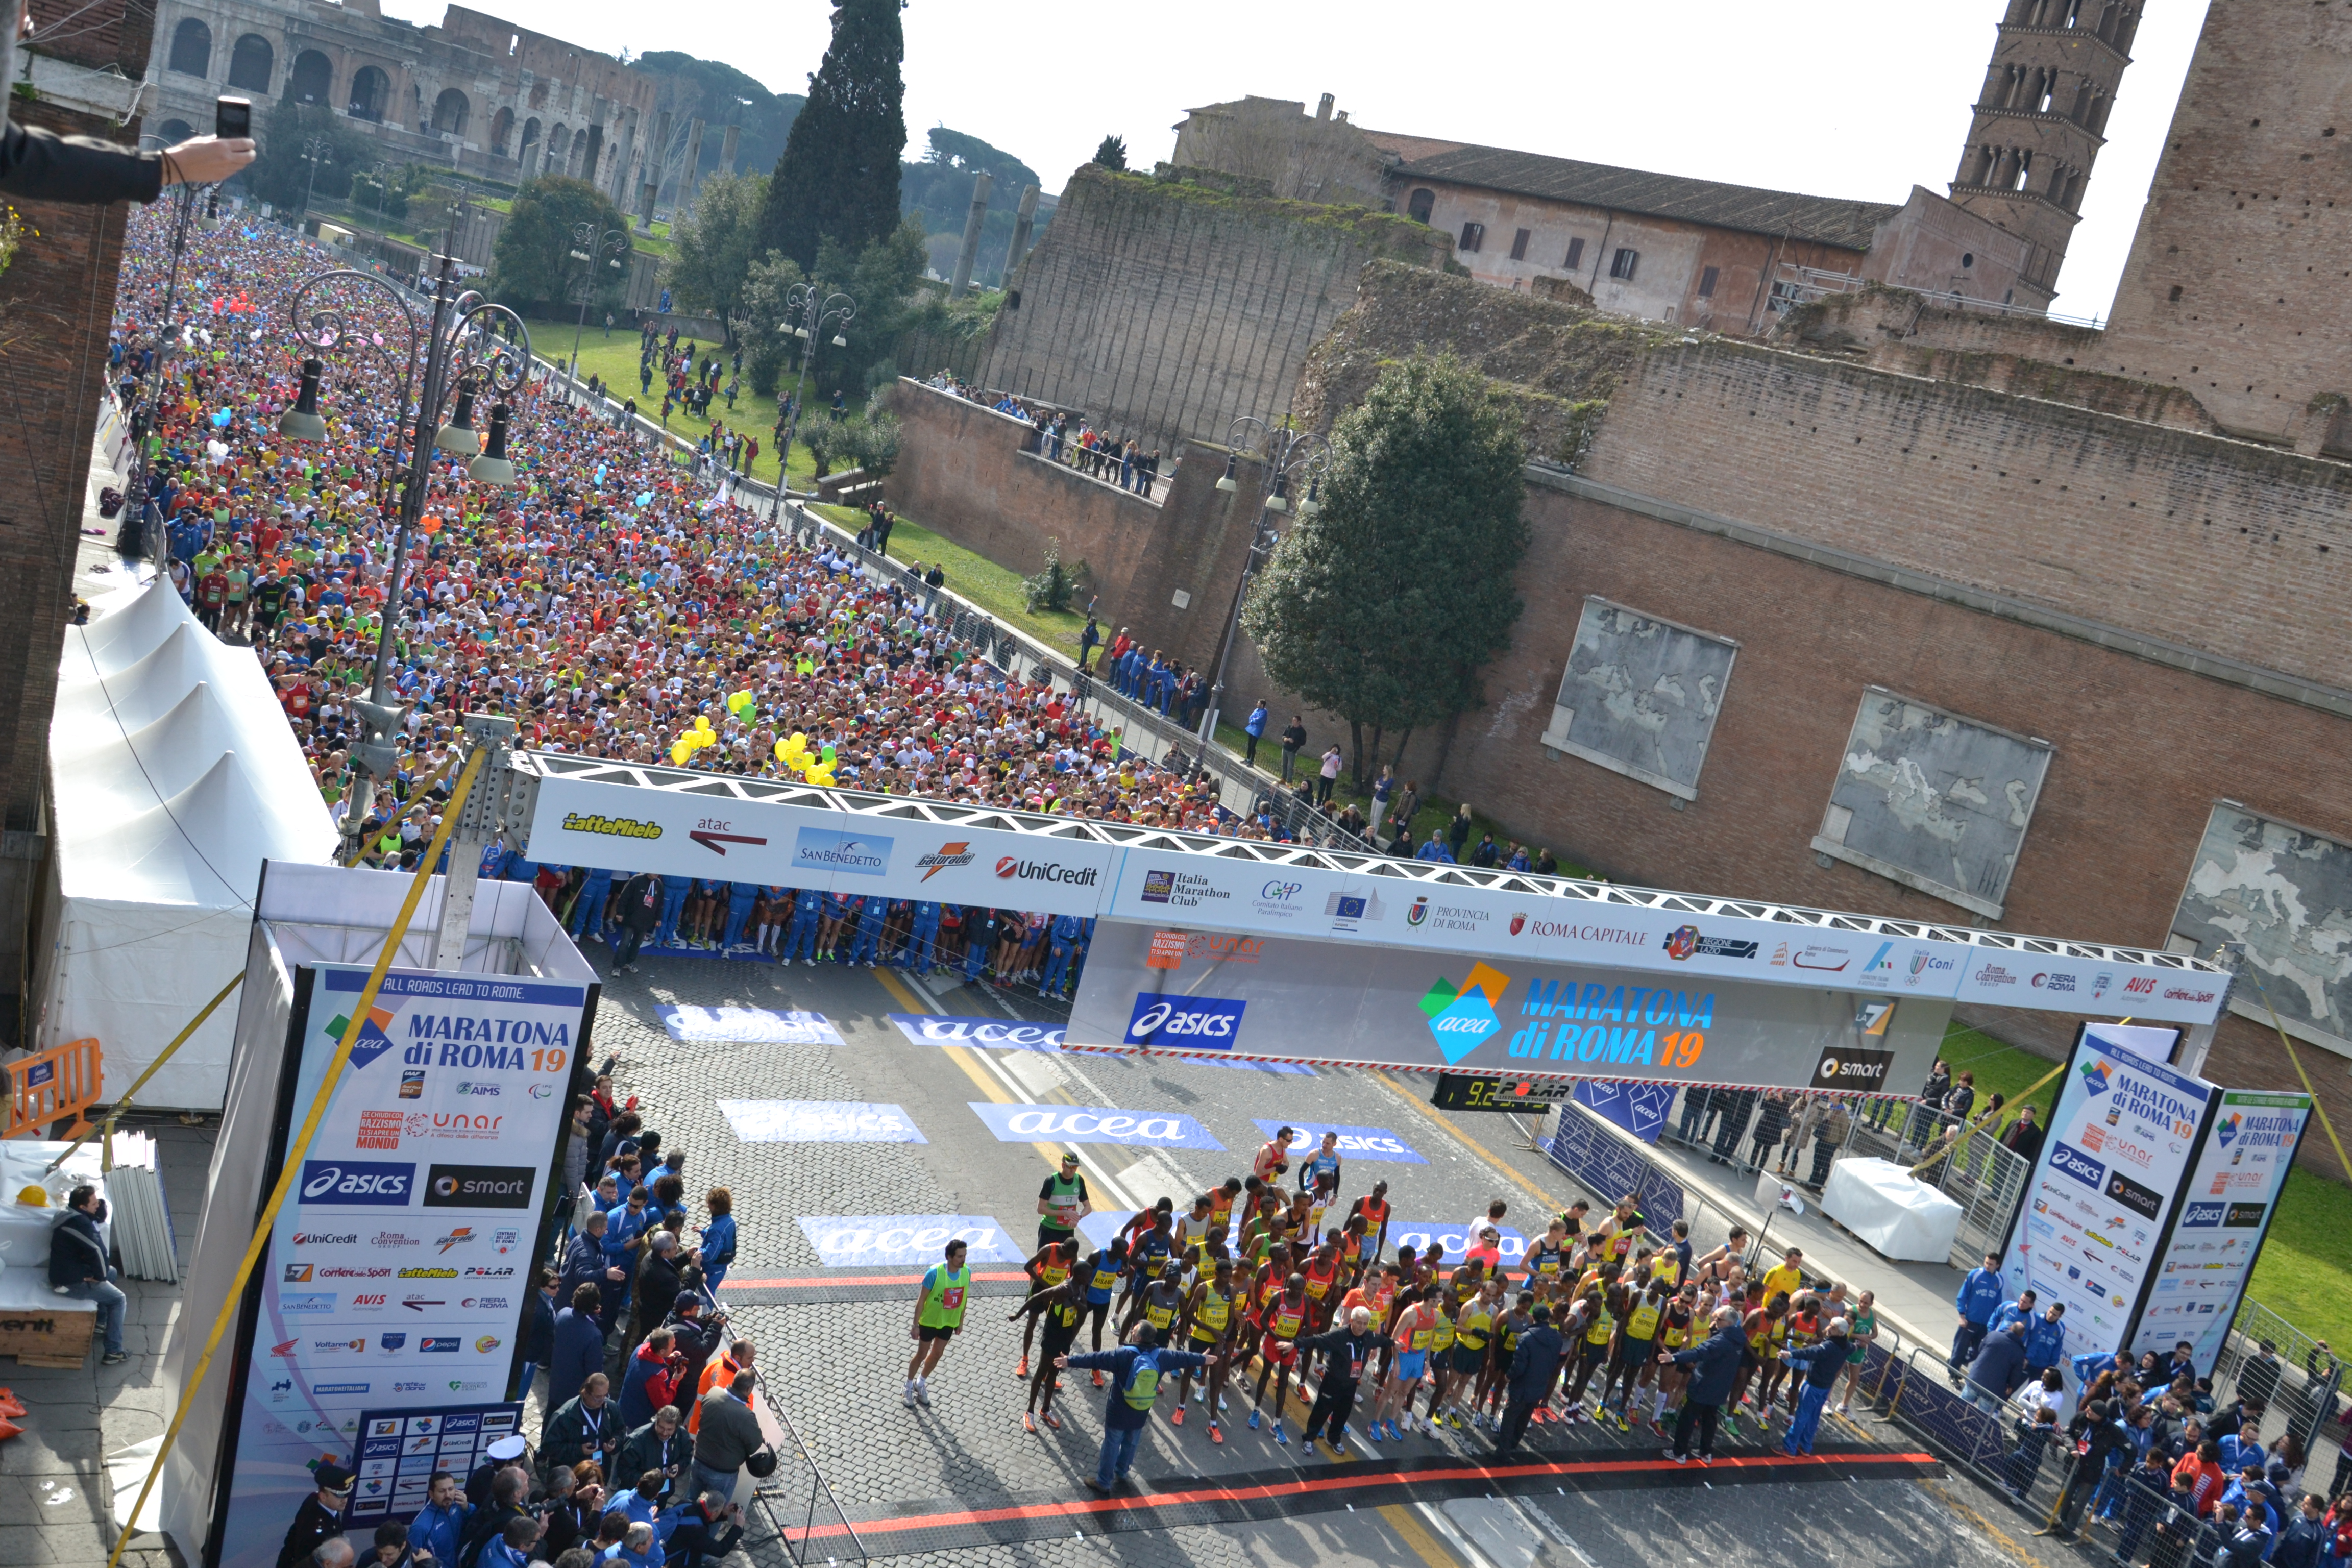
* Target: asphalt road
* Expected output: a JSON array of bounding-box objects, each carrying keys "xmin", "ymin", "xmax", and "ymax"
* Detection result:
[{"xmin": 589, "ymin": 944, "xmax": 2041, "ymax": 1568}]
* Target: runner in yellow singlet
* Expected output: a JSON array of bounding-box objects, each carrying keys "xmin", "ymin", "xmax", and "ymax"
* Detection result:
[{"xmin": 1171, "ymin": 1258, "xmax": 1240, "ymax": 1443}]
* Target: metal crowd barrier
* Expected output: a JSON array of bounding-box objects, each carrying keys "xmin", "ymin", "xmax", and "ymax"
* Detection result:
[{"xmin": 750, "ymin": 1373, "xmax": 866, "ymax": 1564}]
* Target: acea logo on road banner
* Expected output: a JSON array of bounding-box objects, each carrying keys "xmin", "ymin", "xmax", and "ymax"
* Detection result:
[
  {"xmin": 967, "ymin": 1101, "xmax": 1227, "ymax": 1150},
  {"xmin": 1419, "ymin": 962, "xmax": 1510, "ymax": 1065}
]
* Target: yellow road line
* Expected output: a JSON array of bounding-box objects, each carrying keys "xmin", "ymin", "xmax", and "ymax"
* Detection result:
[
  {"xmin": 1370, "ymin": 1070, "xmax": 1560, "ymax": 1211},
  {"xmin": 1383, "ymin": 1503, "xmax": 1465, "ymax": 1568},
  {"xmin": 872, "ymin": 967, "xmax": 1072, "ymax": 1173}
]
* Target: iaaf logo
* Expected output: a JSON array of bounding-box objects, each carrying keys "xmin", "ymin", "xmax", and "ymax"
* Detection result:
[
  {"xmin": 995, "ymin": 856, "xmax": 1100, "ymax": 886},
  {"xmin": 916, "ymin": 841, "xmax": 975, "ymax": 881}
]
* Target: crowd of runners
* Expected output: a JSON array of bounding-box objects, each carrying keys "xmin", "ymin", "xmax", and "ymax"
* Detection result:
[
  {"xmin": 107, "ymin": 205, "xmax": 1334, "ymax": 999},
  {"xmin": 902, "ymin": 1125, "xmax": 1879, "ymax": 1475}
]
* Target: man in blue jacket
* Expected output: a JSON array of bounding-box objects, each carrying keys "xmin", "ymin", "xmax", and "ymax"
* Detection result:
[
  {"xmin": 2021, "ymin": 1301, "xmax": 2068, "ymax": 1384},
  {"xmin": 406, "ymin": 1471, "xmax": 470, "ymax": 1565},
  {"xmin": 1777, "ymin": 1319, "xmax": 1852, "ymax": 1454},
  {"xmin": 548, "ymin": 1283, "xmax": 608, "ymax": 1414},
  {"xmin": 1989, "ymin": 1288, "xmax": 2039, "ymax": 1336},
  {"xmin": 1494, "ymin": 1304, "xmax": 1567, "ymax": 1454},
  {"xmin": 1951, "ymin": 1252, "xmax": 2006, "ymax": 1384},
  {"xmin": 1058, "ymin": 1322, "xmax": 1217, "ymax": 1493},
  {"xmin": 1659, "ymin": 1306, "xmax": 1745, "ymax": 1464},
  {"xmin": 1242, "ymin": 701, "xmax": 1269, "ymax": 767},
  {"xmin": 1967, "ymin": 1322, "xmax": 2029, "ymax": 1413}
]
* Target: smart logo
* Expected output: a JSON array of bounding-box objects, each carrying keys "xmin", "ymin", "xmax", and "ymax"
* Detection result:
[
  {"xmin": 792, "ymin": 827, "xmax": 892, "ymax": 877},
  {"xmin": 2049, "ymin": 1141, "xmax": 2106, "ymax": 1191},
  {"xmin": 300, "ymin": 1161, "xmax": 416, "ymax": 1207},
  {"xmin": 1419, "ymin": 962, "xmax": 1511, "ymax": 1065},
  {"xmin": 1123, "ymin": 993, "xmax": 1246, "ymax": 1049}
]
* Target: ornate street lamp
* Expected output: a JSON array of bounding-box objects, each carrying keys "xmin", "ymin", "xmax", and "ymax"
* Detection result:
[{"xmin": 1201, "ymin": 416, "xmax": 1327, "ymax": 744}]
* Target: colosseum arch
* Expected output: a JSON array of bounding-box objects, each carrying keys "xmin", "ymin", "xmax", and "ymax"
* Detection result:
[
  {"xmin": 286, "ymin": 48, "xmax": 332, "ymax": 106},
  {"xmin": 347, "ymin": 65, "xmax": 389, "ymax": 122},
  {"xmin": 432, "ymin": 87, "xmax": 470, "ymax": 139},
  {"xmin": 489, "ymin": 106, "xmax": 513, "ymax": 156},
  {"xmin": 226, "ymin": 33, "xmax": 272, "ymax": 93},
  {"xmin": 166, "ymin": 18, "xmax": 210, "ymax": 78}
]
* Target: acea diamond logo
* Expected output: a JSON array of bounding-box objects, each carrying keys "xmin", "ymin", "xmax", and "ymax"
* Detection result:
[
  {"xmin": 1418, "ymin": 962, "xmax": 1511, "ymax": 1065},
  {"xmin": 2217, "ymin": 1113, "xmax": 2242, "ymax": 1147},
  {"xmin": 323, "ymin": 1002, "xmax": 399, "ymax": 1072},
  {"xmin": 2078, "ymin": 1058, "xmax": 2113, "ymax": 1097}
]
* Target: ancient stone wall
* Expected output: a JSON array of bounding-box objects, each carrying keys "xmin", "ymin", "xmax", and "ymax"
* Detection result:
[{"xmin": 977, "ymin": 165, "xmax": 1453, "ymax": 453}]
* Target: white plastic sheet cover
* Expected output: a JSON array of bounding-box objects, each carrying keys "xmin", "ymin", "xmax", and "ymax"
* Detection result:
[
  {"xmin": 36, "ymin": 580, "xmax": 335, "ymax": 1108},
  {"xmin": 1821, "ymin": 1156, "xmax": 1965, "ymax": 1263}
]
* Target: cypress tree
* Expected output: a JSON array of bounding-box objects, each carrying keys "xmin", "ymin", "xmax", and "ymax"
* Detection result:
[{"xmin": 758, "ymin": 0, "xmax": 906, "ymax": 272}]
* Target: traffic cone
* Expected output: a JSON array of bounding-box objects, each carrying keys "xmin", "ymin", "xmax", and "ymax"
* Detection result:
[{"xmin": 0, "ymin": 1418, "xmax": 21, "ymax": 1442}]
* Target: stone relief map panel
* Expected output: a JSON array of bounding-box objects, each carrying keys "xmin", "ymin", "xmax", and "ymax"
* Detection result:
[
  {"xmin": 2169, "ymin": 805, "xmax": 2352, "ymax": 1053},
  {"xmin": 1537, "ymin": 598, "xmax": 1737, "ymax": 801},
  {"xmin": 1810, "ymin": 688, "xmax": 2052, "ymax": 920}
]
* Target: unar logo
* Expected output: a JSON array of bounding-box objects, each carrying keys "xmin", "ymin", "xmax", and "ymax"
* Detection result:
[{"xmin": 1418, "ymin": 962, "xmax": 1511, "ymax": 1065}]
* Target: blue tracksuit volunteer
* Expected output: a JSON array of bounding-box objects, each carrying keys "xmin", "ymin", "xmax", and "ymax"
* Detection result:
[
  {"xmin": 962, "ymin": 910, "xmax": 992, "ymax": 983},
  {"xmin": 655, "ymin": 876, "xmax": 692, "ymax": 946},
  {"xmin": 571, "ymin": 866, "xmax": 614, "ymax": 940},
  {"xmin": 781, "ymin": 886, "xmax": 822, "ymax": 962},
  {"xmin": 722, "ymin": 880, "xmax": 758, "ymax": 948},
  {"xmin": 1042, "ymin": 913, "xmax": 1086, "ymax": 998},
  {"xmin": 1952, "ymin": 1260, "xmax": 2006, "ymax": 1377},
  {"xmin": 906, "ymin": 900, "xmax": 942, "ymax": 970},
  {"xmin": 2022, "ymin": 1307, "xmax": 2068, "ymax": 1377},
  {"xmin": 1779, "ymin": 1327, "xmax": 1850, "ymax": 1454},
  {"xmin": 603, "ymin": 1197, "xmax": 650, "ymax": 1325},
  {"xmin": 501, "ymin": 848, "xmax": 540, "ymax": 883},
  {"xmin": 846, "ymin": 895, "xmax": 887, "ymax": 965}
]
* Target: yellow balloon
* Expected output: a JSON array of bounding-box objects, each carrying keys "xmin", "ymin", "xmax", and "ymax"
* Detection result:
[
  {"xmin": 669, "ymin": 741, "xmax": 692, "ymax": 765},
  {"xmin": 774, "ymin": 739, "xmax": 788, "ymax": 760},
  {"xmin": 695, "ymin": 715, "xmax": 712, "ymax": 732}
]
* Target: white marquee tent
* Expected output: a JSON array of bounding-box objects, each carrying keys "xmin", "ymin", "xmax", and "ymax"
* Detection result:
[{"xmin": 35, "ymin": 580, "xmax": 335, "ymax": 1109}]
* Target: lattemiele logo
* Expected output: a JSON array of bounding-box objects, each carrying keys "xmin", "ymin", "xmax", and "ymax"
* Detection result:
[
  {"xmin": 560, "ymin": 813, "xmax": 664, "ymax": 840},
  {"xmin": 916, "ymin": 841, "xmax": 975, "ymax": 881},
  {"xmin": 399, "ymin": 1267, "xmax": 459, "ymax": 1279},
  {"xmin": 995, "ymin": 855, "xmax": 1101, "ymax": 887},
  {"xmin": 1661, "ymin": 925, "xmax": 1758, "ymax": 962},
  {"xmin": 1419, "ymin": 962, "xmax": 1511, "ymax": 1065}
]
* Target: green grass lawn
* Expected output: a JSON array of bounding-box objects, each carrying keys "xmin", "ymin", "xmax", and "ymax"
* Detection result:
[{"xmin": 525, "ymin": 320, "xmax": 824, "ymax": 491}]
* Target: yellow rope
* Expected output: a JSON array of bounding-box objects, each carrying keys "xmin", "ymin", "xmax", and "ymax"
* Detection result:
[
  {"xmin": 2239, "ymin": 965, "xmax": 2352, "ymax": 1182},
  {"xmin": 107, "ymin": 748, "xmax": 488, "ymax": 1568},
  {"xmin": 43, "ymin": 972, "xmax": 244, "ymax": 1174}
]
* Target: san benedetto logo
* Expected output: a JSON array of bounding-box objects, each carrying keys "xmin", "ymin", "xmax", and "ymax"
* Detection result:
[{"xmin": 561, "ymin": 813, "xmax": 663, "ymax": 840}]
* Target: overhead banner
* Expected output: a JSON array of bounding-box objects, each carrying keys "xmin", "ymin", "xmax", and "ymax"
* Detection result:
[
  {"xmin": 520, "ymin": 763, "xmax": 2231, "ymax": 1024},
  {"xmin": 2136, "ymin": 1089, "xmax": 2311, "ymax": 1376},
  {"xmin": 522, "ymin": 775, "xmax": 1114, "ymax": 918},
  {"xmin": 2002, "ymin": 1026, "xmax": 2218, "ymax": 1360},
  {"xmin": 1062, "ymin": 922, "xmax": 1949, "ymax": 1091},
  {"xmin": 217, "ymin": 965, "xmax": 586, "ymax": 1568}
]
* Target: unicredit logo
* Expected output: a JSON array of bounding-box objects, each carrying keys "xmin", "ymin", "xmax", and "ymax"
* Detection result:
[{"xmin": 993, "ymin": 856, "xmax": 1101, "ymax": 886}]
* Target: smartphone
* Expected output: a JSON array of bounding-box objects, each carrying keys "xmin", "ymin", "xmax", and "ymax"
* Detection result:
[{"xmin": 215, "ymin": 96, "xmax": 251, "ymax": 140}]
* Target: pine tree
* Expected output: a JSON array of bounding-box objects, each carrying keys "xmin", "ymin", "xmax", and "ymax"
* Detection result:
[
  {"xmin": 1092, "ymin": 135, "xmax": 1128, "ymax": 172},
  {"xmin": 758, "ymin": 0, "xmax": 906, "ymax": 272},
  {"xmin": 1240, "ymin": 355, "xmax": 1528, "ymax": 788}
]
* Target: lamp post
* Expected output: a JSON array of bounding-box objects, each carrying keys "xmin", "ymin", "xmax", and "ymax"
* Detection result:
[
  {"xmin": 119, "ymin": 134, "xmax": 220, "ymax": 581},
  {"xmin": 564, "ymin": 220, "xmax": 630, "ymax": 404},
  {"xmin": 773, "ymin": 281, "xmax": 854, "ymax": 521},
  {"xmin": 278, "ymin": 252, "xmax": 532, "ymax": 862},
  {"xmin": 1199, "ymin": 416, "xmax": 1326, "ymax": 746},
  {"xmin": 364, "ymin": 159, "xmax": 393, "ymax": 215},
  {"xmin": 297, "ymin": 135, "xmax": 334, "ymax": 218}
]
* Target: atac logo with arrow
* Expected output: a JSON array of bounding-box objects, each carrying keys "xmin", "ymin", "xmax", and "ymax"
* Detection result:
[{"xmin": 690, "ymin": 818, "xmax": 768, "ymax": 856}]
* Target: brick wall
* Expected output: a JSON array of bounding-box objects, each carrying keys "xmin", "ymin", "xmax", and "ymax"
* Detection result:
[
  {"xmin": 1396, "ymin": 480, "xmax": 2352, "ymax": 1178},
  {"xmin": 1581, "ymin": 341, "xmax": 2352, "ymax": 695},
  {"xmin": 2102, "ymin": 0, "xmax": 2352, "ymax": 441},
  {"xmin": 978, "ymin": 165, "xmax": 1450, "ymax": 453},
  {"xmin": 882, "ymin": 379, "xmax": 1275, "ymax": 679},
  {"xmin": 0, "ymin": 0, "xmax": 156, "ymax": 1047}
]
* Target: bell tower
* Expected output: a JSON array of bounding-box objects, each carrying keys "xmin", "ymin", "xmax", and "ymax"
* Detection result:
[{"xmin": 1948, "ymin": 0, "xmax": 2141, "ymax": 310}]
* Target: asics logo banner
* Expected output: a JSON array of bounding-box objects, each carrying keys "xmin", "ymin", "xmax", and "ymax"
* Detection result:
[
  {"xmin": 300, "ymin": 1162, "xmax": 415, "ymax": 1206},
  {"xmin": 1123, "ymin": 993, "xmax": 1246, "ymax": 1047}
]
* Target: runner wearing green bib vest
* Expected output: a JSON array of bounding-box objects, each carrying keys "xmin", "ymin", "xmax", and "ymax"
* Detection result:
[
  {"xmin": 903, "ymin": 1239, "xmax": 971, "ymax": 1410},
  {"xmin": 1036, "ymin": 1153, "xmax": 1090, "ymax": 1252}
]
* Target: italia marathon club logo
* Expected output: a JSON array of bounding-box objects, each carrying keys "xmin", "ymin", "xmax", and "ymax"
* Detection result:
[{"xmin": 1419, "ymin": 962, "xmax": 1510, "ymax": 1065}]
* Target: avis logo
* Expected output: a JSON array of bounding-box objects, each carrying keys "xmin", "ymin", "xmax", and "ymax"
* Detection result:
[{"xmin": 1419, "ymin": 962, "xmax": 1510, "ymax": 1065}]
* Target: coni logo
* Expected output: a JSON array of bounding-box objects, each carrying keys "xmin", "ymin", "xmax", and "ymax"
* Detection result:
[{"xmin": 1418, "ymin": 962, "xmax": 1510, "ymax": 1065}]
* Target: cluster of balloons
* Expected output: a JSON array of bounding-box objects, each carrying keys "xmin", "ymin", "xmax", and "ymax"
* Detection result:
[
  {"xmin": 669, "ymin": 714, "xmax": 719, "ymax": 767},
  {"xmin": 773, "ymin": 730, "xmax": 838, "ymax": 787}
]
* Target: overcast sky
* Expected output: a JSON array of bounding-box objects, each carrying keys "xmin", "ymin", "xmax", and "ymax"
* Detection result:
[{"xmin": 384, "ymin": 0, "xmax": 2211, "ymax": 321}]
